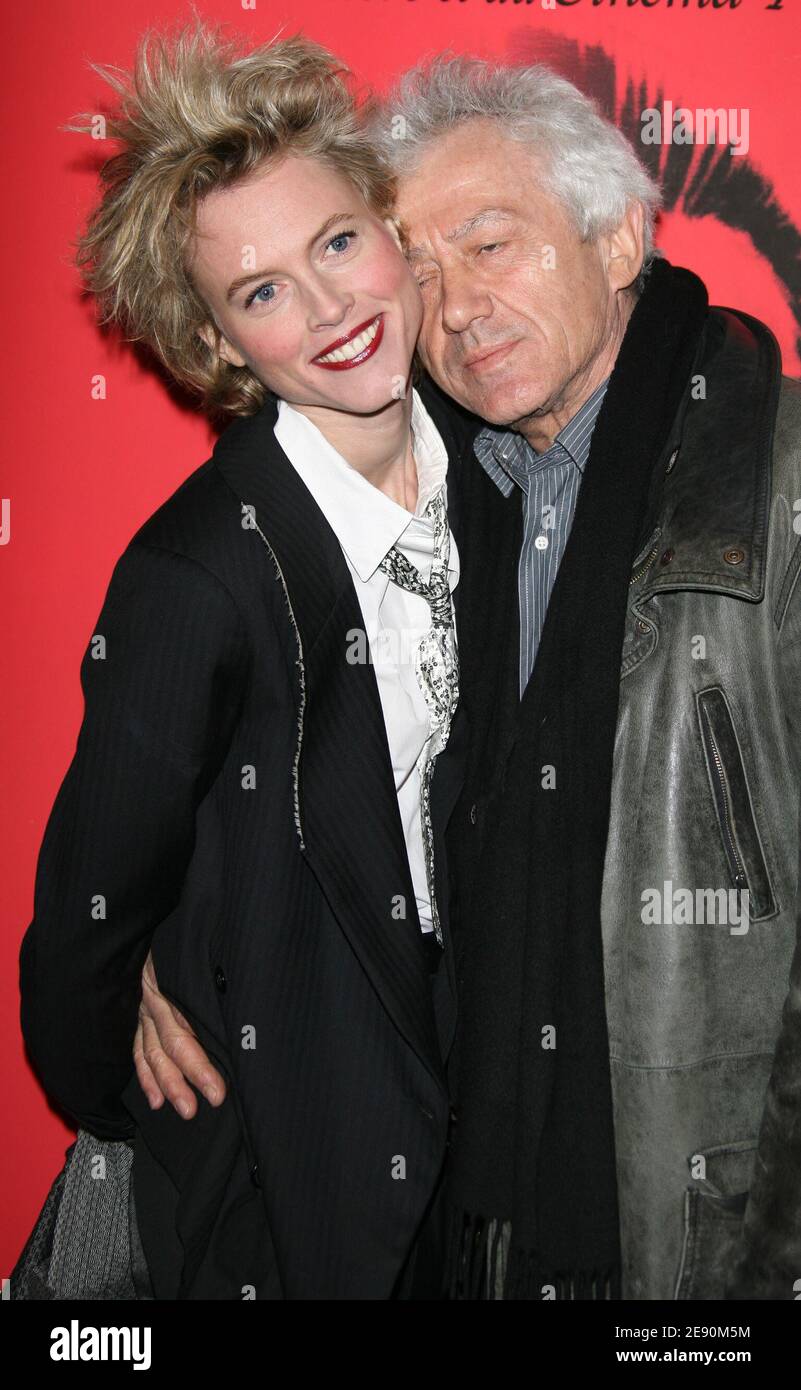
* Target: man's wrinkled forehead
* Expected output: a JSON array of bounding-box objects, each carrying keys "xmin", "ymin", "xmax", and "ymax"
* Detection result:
[
  {"xmin": 399, "ymin": 206, "xmax": 520, "ymax": 264},
  {"xmin": 393, "ymin": 125, "xmax": 544, "ymax": 263}
]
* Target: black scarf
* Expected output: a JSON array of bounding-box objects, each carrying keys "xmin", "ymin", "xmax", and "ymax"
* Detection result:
[{"xmin": 442, "ymin": 259, "xmax": 710, "ymax": 1299}]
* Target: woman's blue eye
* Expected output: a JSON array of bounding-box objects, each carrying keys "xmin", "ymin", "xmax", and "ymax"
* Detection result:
[
  {"xmin": 243, "ymin": 230, "xmax": 358, "ymax": 309},
  {"xmin": 244, "ymin": 282, "xmax": 275, "ymax": 309},
  {"xmin": 327, "ymin": 229, "xmax": 357, "ymax": 254}
]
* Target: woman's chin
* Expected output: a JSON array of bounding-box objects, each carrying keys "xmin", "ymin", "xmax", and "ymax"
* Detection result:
[{"xmin": 318, "ymin": 369, "xmax": 414, "ymax": 414}]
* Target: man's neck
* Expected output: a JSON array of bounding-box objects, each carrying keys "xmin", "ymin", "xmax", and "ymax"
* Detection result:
[
  {"xmin": 285, "ymin": 390, "xmax": 419, "ymax": 512},
  {"xmin": 515, "ymin": 295, "xmax": 634, "ymax": 452}
]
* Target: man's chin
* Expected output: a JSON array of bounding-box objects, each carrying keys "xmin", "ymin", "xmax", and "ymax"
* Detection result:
[{"xmin": 458, "ymin": 379, "xmax": 547, "ymax": 430}]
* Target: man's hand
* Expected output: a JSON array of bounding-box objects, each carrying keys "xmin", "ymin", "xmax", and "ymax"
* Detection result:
[{"xmin": 133, "ymin": 949, "xmax": 226, "ymax": 1119}]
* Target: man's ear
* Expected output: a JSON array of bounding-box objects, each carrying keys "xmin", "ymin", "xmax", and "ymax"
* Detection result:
[
  {"xmin": 197, "ymin": 320, "xmax": 247, "ymax": 369},
  {"xmin": 605, "ymin": 201, "xmax": 646, "ymax": 293}
]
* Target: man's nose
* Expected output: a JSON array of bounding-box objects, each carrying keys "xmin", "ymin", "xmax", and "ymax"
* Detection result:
[{"xmin": 438, "ymin": 264, "xmax": 492, "ymax": 335}]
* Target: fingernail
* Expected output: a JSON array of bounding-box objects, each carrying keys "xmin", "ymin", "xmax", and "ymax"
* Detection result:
[
  {"xmin": 178, "ymin": 1099, "xmax": 192, "ymax": 1118},
  {"xmin": 204, "ymin": 1086, "xmax": 219, "ymax": 1104}
]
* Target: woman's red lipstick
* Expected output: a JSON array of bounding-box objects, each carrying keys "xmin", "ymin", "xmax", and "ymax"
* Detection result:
[{"xmin": 311, "ymin": 313, "xmax": 384, "ymax": 370}]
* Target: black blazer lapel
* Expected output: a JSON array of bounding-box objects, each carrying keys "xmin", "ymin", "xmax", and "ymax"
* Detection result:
[
  {"xmin": 416, "ymin": 371, "xmax": 524, "ymax": 805},
  {"xmin": 212, "ymin": 397, "xmax": 444, "ymax": 1083},
  {"xmin": 436, "ymin": 392, "xmax": 524, "ymax": 806},
  {"xmin": 413, "ymin": 374, "xmax": 487, "ymax": 1050},
  {"xmin": 415, "ymin": 372, "xmax": 480, "ymax": 638}
]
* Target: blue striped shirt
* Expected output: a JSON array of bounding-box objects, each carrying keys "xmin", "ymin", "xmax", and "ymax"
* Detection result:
[{"xmin": 473, "ymin": 377, "xmax": 610, "ymax": 696}]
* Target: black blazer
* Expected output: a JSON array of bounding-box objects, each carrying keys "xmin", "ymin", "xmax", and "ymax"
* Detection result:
[{"xmin": 18, "ymin": 376, "xmax": 481, "ymax": 1299}]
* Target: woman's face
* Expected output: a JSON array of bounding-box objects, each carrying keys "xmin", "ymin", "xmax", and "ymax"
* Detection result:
[{"xmin": 189, "ymin": 153, "xmax": 422, "ymax": 415}]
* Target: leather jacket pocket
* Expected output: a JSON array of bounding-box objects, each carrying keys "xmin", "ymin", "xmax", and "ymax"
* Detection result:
[
  {"xmin": 674, "ymin": 1139, "xmax": 757, "ymax": 1299},
  {"xmin": 696, "ymin": 687, "xmax": 777, "ymax": 920}
]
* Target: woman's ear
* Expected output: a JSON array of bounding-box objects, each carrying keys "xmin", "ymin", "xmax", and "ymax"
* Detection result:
[{"xmin": 197, "ymin": 320, "xmax": 247, "ymax": 369}]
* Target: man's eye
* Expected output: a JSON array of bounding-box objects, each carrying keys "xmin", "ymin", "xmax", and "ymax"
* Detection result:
[
  {"xmin": 413, "ymin": 266, "xmax": 438, "ymax": 289},
  {"xmin": 479, "ymin": 242, "xmax": 504, "ymax": 254}
]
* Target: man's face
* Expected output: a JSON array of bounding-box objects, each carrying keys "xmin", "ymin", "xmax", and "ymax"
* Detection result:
[
  {"xmin": 394, "ymin": 118, "xmax": 641, "ymax": 440},
  {"xmin": 189, "ymin": 154, "xmax": 422, "ymax": 417}
]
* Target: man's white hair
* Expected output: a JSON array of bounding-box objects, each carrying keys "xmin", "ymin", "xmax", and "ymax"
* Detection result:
[{"xmin": 368, "ymin": 54, "xmax": 663, "ymax": 291}]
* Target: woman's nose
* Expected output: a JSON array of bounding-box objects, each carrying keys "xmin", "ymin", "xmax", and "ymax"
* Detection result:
[{"xmin": 305, "ymin": 284, "xmax": 355, "ymax": 333}]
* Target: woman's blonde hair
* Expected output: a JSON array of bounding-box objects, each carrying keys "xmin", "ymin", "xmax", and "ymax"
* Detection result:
[{"xmin": 68, "ymin": 17, "xmax": 399, "ymax": 419}]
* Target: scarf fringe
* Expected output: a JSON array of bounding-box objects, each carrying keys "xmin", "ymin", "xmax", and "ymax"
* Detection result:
[{"xmin": 445, "ymin": 1203, "xmax": 622, "ymax": 1301}]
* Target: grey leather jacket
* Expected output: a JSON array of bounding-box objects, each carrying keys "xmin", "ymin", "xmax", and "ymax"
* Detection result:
[{"xmin": 605, "ymin": 305, "xmax": 801, "ymax": 1299}]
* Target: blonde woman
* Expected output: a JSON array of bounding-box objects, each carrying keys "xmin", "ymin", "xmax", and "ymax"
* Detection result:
[{"xmin": 18, "ymin": 20, "xmax": 471, "ymax": 1299}]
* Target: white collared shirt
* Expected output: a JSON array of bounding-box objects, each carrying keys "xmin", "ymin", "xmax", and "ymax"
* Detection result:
[{"xmin": 273, "ymin": 388, "xmax": 460, "ymax": 933}]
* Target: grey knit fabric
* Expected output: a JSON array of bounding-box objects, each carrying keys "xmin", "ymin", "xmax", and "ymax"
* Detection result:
[{"xmin": 10, "ymin": 1130, "xmax": 152, "ymax": 1300}]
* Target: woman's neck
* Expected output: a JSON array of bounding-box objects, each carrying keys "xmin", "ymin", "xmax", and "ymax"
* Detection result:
[{"xmin": 286, "ymin": 391, "xmax": 418, "ymax": 512}]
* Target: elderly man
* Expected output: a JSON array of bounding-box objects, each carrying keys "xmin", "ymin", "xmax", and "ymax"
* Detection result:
[{"xmin": 132, "ymin": 58, "xmax": 801, "ymax": 1301}]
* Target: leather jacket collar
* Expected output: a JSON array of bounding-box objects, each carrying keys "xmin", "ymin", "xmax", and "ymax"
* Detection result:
[{"xmin": 634, "ymin": 305, "xmax": 782, "ymax": 602}]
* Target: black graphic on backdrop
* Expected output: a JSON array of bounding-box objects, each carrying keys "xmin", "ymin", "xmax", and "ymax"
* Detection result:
[{"xmin": 508, "ymin": 32, "xmax": 801, "ymax": 364}]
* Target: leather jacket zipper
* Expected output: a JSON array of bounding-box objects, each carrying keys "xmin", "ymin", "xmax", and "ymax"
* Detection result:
[
  {"xmin": 629, "ymin": 541, "xmax": 660, "ymax": 587},
  {"xmin": 699, "ymin": 703, "xmax": 749, "ymax": 891}
]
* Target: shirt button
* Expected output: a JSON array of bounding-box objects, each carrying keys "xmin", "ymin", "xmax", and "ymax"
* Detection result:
[
  {"xmin": 469, "ymin": 803, "xmax": 477, "ymax": 825},
  {"xmin": 534, "ymin": 534, "xmax": 549, "ymax": 551},
  {"xmin": 250, "ymin": 1163, "xmax": 261, "ymax": 1189},
  {"xmin": 214, "ymin": 965, "xmax": 227, "ymax": 993}
]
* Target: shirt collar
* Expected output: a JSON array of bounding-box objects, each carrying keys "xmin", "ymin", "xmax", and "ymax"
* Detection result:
[
  {"xmin": 272, "ymin": 387, "xmax": 450, "ymax": 583},
  {"xmin": 474, "ymin": 375, "xmax": 611, "ymax": 495}
]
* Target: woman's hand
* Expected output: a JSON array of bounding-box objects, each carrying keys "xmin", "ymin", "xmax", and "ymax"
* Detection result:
[{"xmin": 133, "ymin": 949, "xmax": 227, "ymax": 1118}]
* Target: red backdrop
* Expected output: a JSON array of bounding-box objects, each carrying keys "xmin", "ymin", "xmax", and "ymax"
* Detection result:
[{"xmin": 3, "ymin": 0, "xmax": 800, "ymax": 1276}]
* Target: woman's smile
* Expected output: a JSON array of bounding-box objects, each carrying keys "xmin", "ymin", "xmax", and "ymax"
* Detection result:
[{"xmin": 311, "ymin": 311, "xmax": 385, "ymax": 369}]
